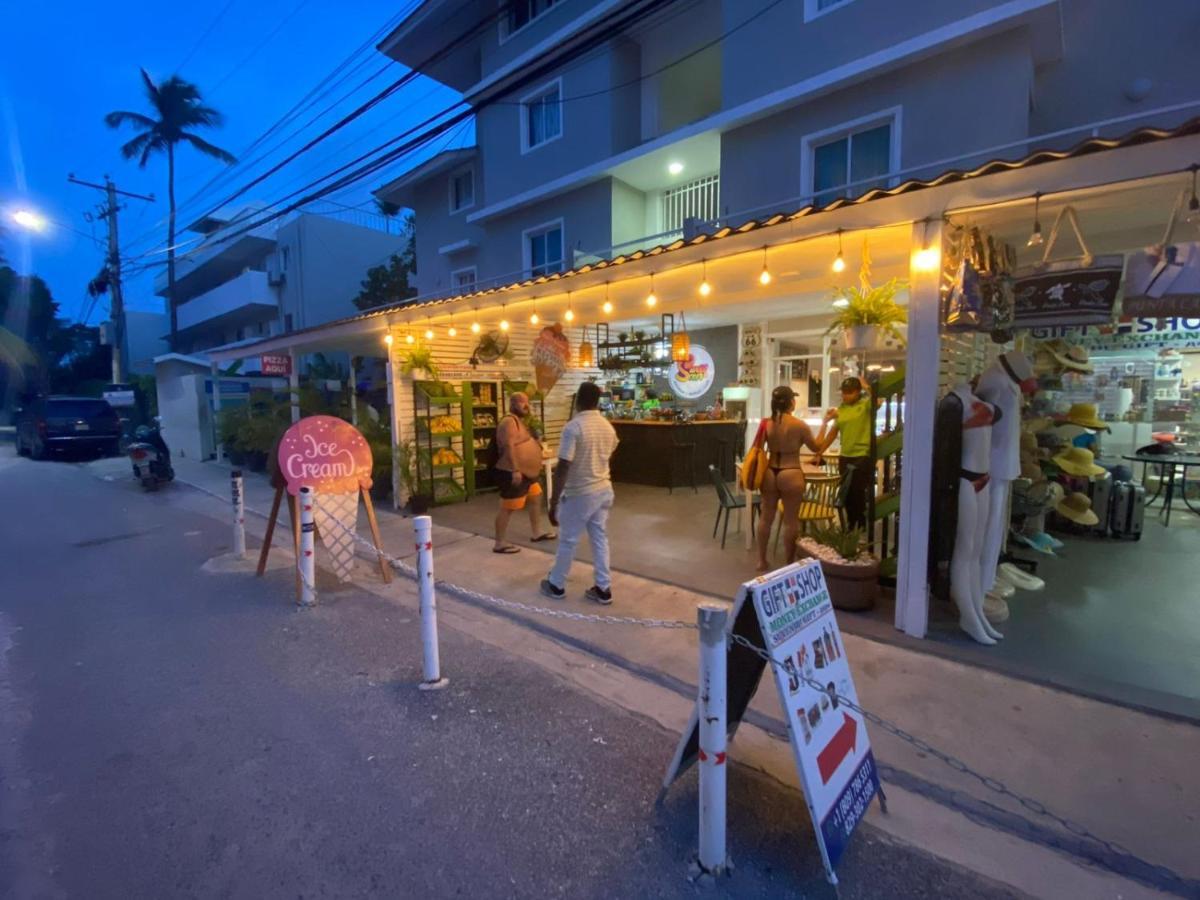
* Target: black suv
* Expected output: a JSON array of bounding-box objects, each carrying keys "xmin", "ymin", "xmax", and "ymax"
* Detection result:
[{"xmin": 15, "ymin": 396, "xmax": 122, "ymax": 459}]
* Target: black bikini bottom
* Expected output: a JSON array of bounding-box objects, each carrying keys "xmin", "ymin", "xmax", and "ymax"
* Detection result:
[{"xmin": 960, "ymin": 468, "xmax": 990, "ymax": 492}]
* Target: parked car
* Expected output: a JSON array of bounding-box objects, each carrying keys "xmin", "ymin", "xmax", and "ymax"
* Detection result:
[{"xmin": 14, "ymin": 396, "xmax": 122, "ymax": 459}]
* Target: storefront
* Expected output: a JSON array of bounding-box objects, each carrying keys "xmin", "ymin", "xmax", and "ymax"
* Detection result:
[{"xmin": 206, "ymin": 116, "xmax": 1200, "ymax": 719}]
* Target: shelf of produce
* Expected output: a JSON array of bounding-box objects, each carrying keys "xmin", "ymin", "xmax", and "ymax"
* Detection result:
[
  {"xmin": 417, "ymin": 429, "xmax": 463, "ymax": 438},
  {"xmin": 432, "ymin": 477, "xmax": 467, "ymax": 505}
]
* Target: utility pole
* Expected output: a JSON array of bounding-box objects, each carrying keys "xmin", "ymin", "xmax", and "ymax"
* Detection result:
[{"xmin": 68, "ymin": 174, "xmax": 154, "ymax": 384}]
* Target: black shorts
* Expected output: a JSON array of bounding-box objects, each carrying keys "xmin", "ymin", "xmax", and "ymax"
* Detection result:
[{"xmin": 498, "ymin": 470, "xmax": 542, "ymax": 509}]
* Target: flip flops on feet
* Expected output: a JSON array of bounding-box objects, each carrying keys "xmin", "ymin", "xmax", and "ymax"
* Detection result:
[
  {"xmin": 531, "ymin": 533, "xmax": 557, "ymax": 542},
  {"xmin": 493, "ymin": 545, "xmax": 521, "ymax": 554}
]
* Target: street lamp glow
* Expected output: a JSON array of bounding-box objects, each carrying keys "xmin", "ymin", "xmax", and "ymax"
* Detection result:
[{"xmin": 11, "ymin": 209, "xmax": 47, "ymax": 232}]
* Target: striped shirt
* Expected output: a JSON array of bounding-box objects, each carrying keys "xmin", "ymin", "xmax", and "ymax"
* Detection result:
[{"xmin": 558, "ymin": 410, "xmax": 618, "ymax": 498}]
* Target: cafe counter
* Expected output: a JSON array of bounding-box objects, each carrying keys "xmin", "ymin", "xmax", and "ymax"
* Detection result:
[{"xmin": 609, "ymin": 419, "xmax": 743, "ymax": 488}]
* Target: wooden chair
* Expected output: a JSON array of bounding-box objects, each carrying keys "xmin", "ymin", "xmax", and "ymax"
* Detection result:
[{"xmin": 709, "ymin": 464, "xmax": 757, "ymax": 550}]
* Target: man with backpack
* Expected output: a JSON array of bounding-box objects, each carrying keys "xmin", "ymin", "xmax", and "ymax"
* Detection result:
[{"xmin": 493, "ymin": 392, "xmax": 555, "ymax": 553}]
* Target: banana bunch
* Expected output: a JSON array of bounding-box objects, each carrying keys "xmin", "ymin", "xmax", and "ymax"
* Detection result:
[
  {"xmin": 432, "ymin": 448, "xmax": 461, "ymax": 466},
  {"xmin": 429, "ymin": 415, "xmax": 460, "ymax": 433}
]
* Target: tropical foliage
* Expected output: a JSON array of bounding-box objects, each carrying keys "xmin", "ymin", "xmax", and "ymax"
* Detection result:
[
  {"xmin": 809, "ymin": 525, "xmax": 867, "ymax": 562},
  {"xmin": 825, "ymin": 241, "xmax": 907, "ymax": 343}
]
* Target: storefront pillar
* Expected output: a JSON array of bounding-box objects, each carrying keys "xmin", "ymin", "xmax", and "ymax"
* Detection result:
[
  {"xmin": 288, "ymin": 349, "xmax": 300, "ymax": 424},
  {"xmin": 894, "ymin": 219, "xmax": 943, "ymax": 638},
  {"xmin": 385, "ymin": 345, "xmax": 402, "ymax": 509},
  {"xmin": 210, "ymin": 360, "xmax": 223, "ymax": 462}
]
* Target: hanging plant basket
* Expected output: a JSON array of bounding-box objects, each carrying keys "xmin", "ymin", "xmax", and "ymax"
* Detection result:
[{"xmin": 843, "ymin": 325, "xmax": 880, "ymax": 351}]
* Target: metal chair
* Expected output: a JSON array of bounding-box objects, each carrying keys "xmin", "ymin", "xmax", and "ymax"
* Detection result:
[{"xmin": 709, "ymin": 464, "xmax": 757, "ymax": 549}]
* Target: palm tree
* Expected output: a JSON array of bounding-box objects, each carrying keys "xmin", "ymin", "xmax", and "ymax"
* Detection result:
[{"xmin": 105, "ymin": 69, "xmax": 236, "ymax": 349}]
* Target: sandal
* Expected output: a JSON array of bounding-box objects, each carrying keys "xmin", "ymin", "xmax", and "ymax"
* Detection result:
[
  {"xmin": 492, "ymin": 545, "xmax": 521, "ymax": 554},
  {"xmin": 531, "ymin": 533, "xmax": 557, "ymax": 542}
]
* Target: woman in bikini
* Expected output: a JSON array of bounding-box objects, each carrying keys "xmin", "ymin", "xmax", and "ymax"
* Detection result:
[{"xmin": 756, "ymin": 386, "xmax": 825, "ymax": 571}]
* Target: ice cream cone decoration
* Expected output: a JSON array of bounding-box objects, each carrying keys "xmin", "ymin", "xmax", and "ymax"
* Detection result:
[
  {"xmin": 531, "ymin": 322, "xmax": 571, "ymax": 393},
  {"xmin": 313, "ymin": 490, "xmax": 360, "ymax": 581}
]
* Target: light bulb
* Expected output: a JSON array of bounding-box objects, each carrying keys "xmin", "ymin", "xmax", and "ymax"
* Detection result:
[
  {"xmin": 758, "ymin": 268, "xmax": 771, "ymax": 286},
  {"xmin": 500, "ymin": 318, "xmax": 509, "ymax": 331},
  {"xmin": 602, "ymin": 300, "xmax": 613, "ymax": 315},
  {"xmin": 832, "ymin": 297, "xmax": 850, "ymax": 309},
  {"xmin": 471, "ymin": 321, "xmax": 481, "ymax": 334},
  {"xmin": 565, "ymin": 308, "xmax": 575, "ymax": 322},
  {"xmin": 699, "ymin": 280, "xmax": 712, "ymax": 297},
  {"xmin": 384, "ymin": 333, "xmax": 393, "ymax": 346},
  {"xmin": 530, "ymin": 311, "xmax": 539, "ymax": 325},
  {"xmin": 448, "ymin": 325, "xmax": 458, "ymax": 337},
  {"xmin": 913, "ymin": 246, "xmax": 940, "ymax": 272},
  {"xmin": 646, "ymin": 292, "xmax": 657, "ymax": 308},
  {"xmin": 405, "ymin": 332, "xmax": 415, "ymax": 344},
  {"xmin": 425, "ymin": 328, "xmax": 434, "ymax": 340},
  {"xmin": 832, "ymin": 252, "xmax": 846, "ymax": 273}
]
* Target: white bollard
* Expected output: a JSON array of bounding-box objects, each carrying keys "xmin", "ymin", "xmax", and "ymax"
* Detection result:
[
  {"xmin": 231, "ymin": 470, "xmax": 246, "ymax": 558},
  {"xmin": 414, "ymin": 515, "xmax": 449, "ymax": 690},
  {"xmin": 298, "ymin": 486, "xmax": 317, "ymax": 607},
  {"xmin": 697, "ymin": 602, "xmax": 729, "ymax": 875}
]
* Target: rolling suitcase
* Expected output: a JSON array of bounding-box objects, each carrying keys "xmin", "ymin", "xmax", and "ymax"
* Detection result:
[
  {"xmin": 1087, "ymin": 474, "xmax": 1112, "ymax": 536},
  {"xmin": 1110, "ymin": 481, "xmax": 1145, "ymax": 540}
]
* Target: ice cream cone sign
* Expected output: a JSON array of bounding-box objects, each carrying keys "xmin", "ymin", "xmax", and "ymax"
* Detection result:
[
  {"xmin": 278, "ymin": 415, "xmax": 373, "ymax": 496},
  {"xmin": 531, "ymin": 322, "xmax": 571, "ymax": 393}
]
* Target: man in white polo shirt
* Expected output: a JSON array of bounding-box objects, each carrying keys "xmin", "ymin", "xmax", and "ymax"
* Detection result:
[{"xmin": 541, "ymin": 382, "xmax": 619, "ymax": 605}]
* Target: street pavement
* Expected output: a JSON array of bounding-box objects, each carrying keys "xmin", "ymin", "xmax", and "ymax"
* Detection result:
[{"xmin": 0, "ymin": 447, "xmax": 1021, "ymax": 898}]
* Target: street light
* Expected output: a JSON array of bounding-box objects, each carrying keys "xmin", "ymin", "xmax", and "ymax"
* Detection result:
[{"xmin": 11, "ymin": 209, "xmax": 47, "ymax": 232}]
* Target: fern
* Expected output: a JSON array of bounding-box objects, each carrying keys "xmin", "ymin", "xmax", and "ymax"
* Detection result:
[{"xmin": 825, "ymin": 277, "xmax": 907, "ymax": 343}]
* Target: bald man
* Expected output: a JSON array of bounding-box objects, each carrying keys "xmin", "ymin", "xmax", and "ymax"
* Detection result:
[{"xmin": 493, "ymin": 391, "xmax": 555, "ymax": 553}]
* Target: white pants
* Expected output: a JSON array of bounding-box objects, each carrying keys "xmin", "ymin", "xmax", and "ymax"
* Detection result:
[
  {"xmin": 980, "ymin": 478, "xmax": 1011, "ymax": 595},
  {"xmin": 548, "ymin": 487, "xmax": 614, "ymax": 591}
]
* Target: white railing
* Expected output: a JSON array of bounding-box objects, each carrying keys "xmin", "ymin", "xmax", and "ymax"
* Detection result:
[{"xmin": 661, "ymin": 173, "xmax": 720, "ymax": 234}]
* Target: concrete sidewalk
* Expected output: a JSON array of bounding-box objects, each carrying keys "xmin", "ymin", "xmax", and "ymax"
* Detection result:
[{"xmin": 99, "ymin": 455, "xmax": 1200, "ymax": 900}]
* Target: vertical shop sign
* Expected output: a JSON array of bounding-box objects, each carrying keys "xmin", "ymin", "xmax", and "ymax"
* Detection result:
[{"xmin": 662, "ymin": 561, "xmax": 881, "ymax": 884}]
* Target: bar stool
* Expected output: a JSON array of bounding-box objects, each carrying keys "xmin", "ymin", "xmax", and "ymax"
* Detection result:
[
  {"xmin": 714, "ymin": 437, "xmax": 734, "ymax": 482},
  {"xmin": 668, "ymin": 439, "xmax": 697, "ymax": 494}
]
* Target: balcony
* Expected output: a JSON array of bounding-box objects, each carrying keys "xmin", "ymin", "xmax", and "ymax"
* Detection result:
[
  {"xmin": 155, "ymin": 217, "xmax": 278, "ymax": 299},
  {"xmin": 176, "ymin": 270, "xmax": 278, "ymax": 334}
]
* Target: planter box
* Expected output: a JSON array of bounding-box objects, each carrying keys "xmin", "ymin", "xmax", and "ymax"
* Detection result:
[{"xmin": 797, "ymin": 546, "xmax": 879, "ymax": 611}]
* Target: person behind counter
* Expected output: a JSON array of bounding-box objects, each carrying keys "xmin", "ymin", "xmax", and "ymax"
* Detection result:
[
  {"xmin": 755, "ymin": 385, "xmax": 823, "ymax": 572},
  {"xmin": 816, "ymin": 376, "xmax": 874, "ymax": 530}
]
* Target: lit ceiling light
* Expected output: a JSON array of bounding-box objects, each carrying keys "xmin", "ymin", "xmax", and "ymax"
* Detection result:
[
  {"xmin": 668, "ymin": 161, "xmax": 684, "ymax": 176},
  {"xmin": 405, "ymin": 332, "xmax": 415, "ymax": 345},
  {"xmin": 646, "ymin": 273, "xmax": 658, "ymax": 307},
  {"xmin": 448, "ymin": 323, "xmax": 458, "ymax": 337},
  {"xmin": 565, "ymin": 291, "xmax": 574, "ymax": 322},
  {"xmin": 499, "ymin": 305, "xmax": 509, "ymax": 331},
  {"xmin": 11, "ymin": 209, "xmax": 46, "ymax": 232},
  {"xmin": 602, "ymin": 282, "xmax": 613, "ymax": 315},
  {"xmin": 425, "ymin": 327, "xmax": 435, "ymax": 340},
  {"xmin": 912, "ymin": 218, "xmax": 941, "ymax": 272},
  {"xmin": 832, "ymin": 228, "xmax": 846, "ymax": 273},
  {"xmin": 698, "ymin": 260, "xmax": 712, "ymax": 297},
  {"xmin": 530, "ymin": 304, "xmax": 539, "ymax": 325},
  {"xmin": 758, "ymin": 246, "xmax": 771, "ymax": 285},
  {"xmin": 832, "ymin": 297, "xmax": 850, "ymax": 309},
  {"xmin": 1027, "ymin": 191, "xmax": 1044, "ymax": 247},
  {"xmin": 867, "ymin": 364, "xmax": 883, "ymax": 371},
  {"xmin": 384, "ymin": 332, "xmax": 394, "ymax": 346},
  {"xmin": 471, "ymin": 319, "xmax": 481, "ymax": 334}
]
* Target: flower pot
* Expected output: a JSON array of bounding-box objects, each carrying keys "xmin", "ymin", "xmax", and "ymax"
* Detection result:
[
  {"xmin": 843, "ymin": 325, "xmax": 880, "ymax": 352},
  {"xmin": 408, "ymin": 368, "xmax": 429, "ymax": 381},
  {"xmin": 797, "ymin": 545, "xmax": 880, "ymax": 611}
]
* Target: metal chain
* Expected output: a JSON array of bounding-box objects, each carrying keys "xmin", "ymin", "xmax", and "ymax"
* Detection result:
[{"xmin": 728, "ymin": 632, "xmax": 1192, "ymax": 893}]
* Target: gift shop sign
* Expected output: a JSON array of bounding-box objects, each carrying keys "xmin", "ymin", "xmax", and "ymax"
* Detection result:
[
  {"xmin": 1031, "ymin": 317, "xmax": 1200, "ymax": 351},
  {"xmin": 277, "ymin": 415, "xmax": 373, "ymax": 495},
  {"xmin": 671, "ymin": 344, "xmax": 716, "ymax": 399}
]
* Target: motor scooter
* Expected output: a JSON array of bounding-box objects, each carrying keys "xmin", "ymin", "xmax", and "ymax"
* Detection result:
[{"xmin": 128, "ymin": 420, "xmax": 174, "ymax": 491}]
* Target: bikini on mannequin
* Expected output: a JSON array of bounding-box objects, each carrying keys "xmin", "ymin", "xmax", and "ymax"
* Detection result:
[
  {"xmin": 948, "ymin": 383, "xmax": 1003, "ymax": 645},
  {"xmin": 975, "ymin": 352, "xmax": 1038, "ymax": 602}
]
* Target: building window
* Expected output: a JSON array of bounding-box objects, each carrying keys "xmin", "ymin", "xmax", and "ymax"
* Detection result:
[
  {"xmin": 521, "ymin": 79, "xmax": 562, "ymax": 153},
  {"xmin": 805, "ymin": 110, "xmax": 900, "ymax": 205},
  {"xmin": 451, "ymin": 267, "xmax": 477, "ymax": 290},
  {"xmin": 804, "ymin": 0, "xmax": 855, "ymax": 21},
  {"xmin": 449, "ymin": 168, "xmax": 475, "ymax": 213},
  {"xmin": 501, "ymin": 0, "xmax": 560, "ymax": 41},
  {"xmin": 525, "ymin": 220, "xmax": 564, "ymax": 277}
]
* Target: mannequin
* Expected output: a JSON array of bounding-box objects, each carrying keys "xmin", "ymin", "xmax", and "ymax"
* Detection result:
[
  {"xmin": 947, "ymin": 382, "xmax": 1003, "ymax": 645},
  {"xmin": 975, "ymin": 352, "xmax": 1037, "ymax": 603}
]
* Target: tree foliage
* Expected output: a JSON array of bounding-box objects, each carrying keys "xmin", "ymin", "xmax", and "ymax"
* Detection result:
[{"xmin": 353, "ymin": 215, "xmax": 417, "ymax": 312}]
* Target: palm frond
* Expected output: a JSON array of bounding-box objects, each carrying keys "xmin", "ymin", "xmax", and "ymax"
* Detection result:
[
  {"xmin": 182, "ymin": 132, "xmax": 236, "ymax": 164},
  {"xmin": 117, "ymin": 131, "xmax": 157, "ymax": 164},
  {"xmin": 104, "ymin": 110, "xmax": 156, "ymax": 130}
]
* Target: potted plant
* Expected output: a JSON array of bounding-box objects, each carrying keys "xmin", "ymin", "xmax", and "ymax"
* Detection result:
[
  {"xmin": 796, "ymin": 526, "xmax": 880, "ymax": 611},
  {"xmin": 396, "ymin": 439, "xmax": 431, "ymax": 514},
  {"xmin": 825, "ymin": 277, "xmax": 907, "ymax": 352},
  {"xmin": 400, "ymin": 345, "xmax": 439, "ymax": 381}
]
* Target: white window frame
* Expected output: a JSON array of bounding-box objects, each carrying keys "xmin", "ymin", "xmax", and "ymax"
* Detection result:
[
  {"xmin": 499, "ymin": 0, "xmax": 561, "ymax": 44},
  {"xmin": 519, "ymin": 77, "xmax": 564, "ymax": 155},
  {"xmin": 451, "ymin": 266, "xmax": 478, "ymax": 290},
  {"xmin": 804, "ymin": 0, "xmax": 857, "ymax": 23},
  {"xmin": 522, "ymin": 217, "xmax": 565, "ymax": 278},
  {"xmin": 800, "ymin": 106, "xmax": 902, "ymax": 204},
  {"xmin": 448, "ymin": 166, "xmax": 476, "ymax": 214}
]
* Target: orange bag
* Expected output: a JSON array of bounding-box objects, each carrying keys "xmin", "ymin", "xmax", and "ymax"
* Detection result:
[{"xmin": 740, "ymin": 420, "xmax": 768, "ymax": 492}]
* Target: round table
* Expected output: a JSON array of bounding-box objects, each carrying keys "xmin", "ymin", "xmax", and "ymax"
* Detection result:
[{"xmin": 1122, "ymin": 454, "xmax": 1200, "ymax": 526}]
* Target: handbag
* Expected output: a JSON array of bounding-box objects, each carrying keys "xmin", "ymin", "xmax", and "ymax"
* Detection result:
[
  {"xmin": 944, "ymin": 227, "xmax": 986, "ymax": 332},
  {"xmin": 740, "ymin": 420, "xmax": 768, "ymax": 492},
  {"xmin": 1012, "ymin": 206, "xmax": 1123, "ymax": 327},
  {"xmin": 1123, "ymin": 189, "xmax": 1200, "ymax": 317}
]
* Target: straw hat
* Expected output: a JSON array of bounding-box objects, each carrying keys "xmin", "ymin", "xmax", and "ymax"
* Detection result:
[
  {"xmin": 1052, "ymin": 446, "xmax": 1106, "ymax": 477},
  {"xmin": 1023, "ymin": 416, "xmax": 1055, "ymax": 434},
  {"xmin": 1019, "ymin": 432, "xmax": 1040, "ymax": 454},
  {"xmin": 1046, "ymin": 481, "xmax": 1066, "ymax": 506},
  {"xmin": 1065, "ymin": 402, "xmax": 1108, "ymax": 431},
  {"xmin": 1059, "ymin": 345, "xmax": 1094, "ymax": 374},
  {"xmin": 1021, "ymin": 458, "xmax": 1046, "ymax": 482},
  {"xmin": 1057, "ymin": 491, "xmax": 1099, "ymax": 526}
]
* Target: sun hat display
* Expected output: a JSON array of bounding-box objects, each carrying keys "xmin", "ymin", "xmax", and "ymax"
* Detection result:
[
  {"xmin": 1057, "ymin": 491, "xmax": 1099, "ymax": 525},
  {"xmin": 997, "ymin": 562, "xmax": 1044, "ymax": 591},
  {"xmin": 1020, "ymin": 431, "xmax": 1040, "ymax": 454},
  {"xmin": 1026, "ymin": 532, "xmax": 1061, "ymax": 555},
  {"xmin": 983, "ymin": 592, "xmax": 1010, "ymax": 623},
  {"xmin": 1021, "ymin": 458, "xmax": 1046, "ymax": 481},
  {"xmin": 1065, "ymin": 402, "xmax": 1108, "ymax": 431},
  {"xmin": 1046, "ymin": 481, "xmax": 1066, "ymax": 505},
  {"xmin": 1052, "ymin": 445, "xmax": 1106, "ymax": 477},
  {"xmin": 1059, "ymin": 344, "xmax": 1094, "ymax": 374},
  {"xmin": 1023, "ymin": 416, "xmax": 1055, "ymax": 434}
]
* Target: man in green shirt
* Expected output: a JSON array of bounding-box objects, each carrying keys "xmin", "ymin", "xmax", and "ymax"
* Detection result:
[{"xmin": 817, "ymin": 376, "xmax": 874, "ymax": 530}]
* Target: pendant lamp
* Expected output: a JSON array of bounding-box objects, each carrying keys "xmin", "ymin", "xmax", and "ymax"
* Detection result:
[
  {"xmin": 671, "ymin": 313, "xmax": 691, "ymax": 362},
  {"xmin": 578, "ymin": 325, "xmax": 595, "ymax": 368}
]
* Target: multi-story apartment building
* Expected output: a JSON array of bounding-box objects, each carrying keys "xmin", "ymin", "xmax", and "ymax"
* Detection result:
[
  {"xmin": 374, "ymin": 0, "xmax": 1198, "ymax": 296},
  {"xmin": 155, "ymin": 206, "xmax": 407, "ymax": 359}
]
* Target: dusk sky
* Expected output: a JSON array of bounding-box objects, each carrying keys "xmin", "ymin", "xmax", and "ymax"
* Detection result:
[{"xmin": 1, "ymin": 0, "xmax": 465, "ymax": 324}]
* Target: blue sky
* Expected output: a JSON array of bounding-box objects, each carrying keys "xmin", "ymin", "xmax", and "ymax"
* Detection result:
[{"xmin": 1, "ymin": 0, "xmax": 464, "ymax": 324}]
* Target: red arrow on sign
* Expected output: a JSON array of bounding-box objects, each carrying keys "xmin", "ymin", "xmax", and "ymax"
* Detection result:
[{"xmin": 816, "ymin": 712, "xmax": 857, "ymax": 784}]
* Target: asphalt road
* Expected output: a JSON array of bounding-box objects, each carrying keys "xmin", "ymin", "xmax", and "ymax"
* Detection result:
[{"xmin": 0, "ymin": 447, "xmax": 1020, "ymax": 899}]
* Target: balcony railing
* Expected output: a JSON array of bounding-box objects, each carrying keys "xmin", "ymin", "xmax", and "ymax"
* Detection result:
[{"xmin": 176, "ymin": 269, "xmax": 277, "ymax": 332}]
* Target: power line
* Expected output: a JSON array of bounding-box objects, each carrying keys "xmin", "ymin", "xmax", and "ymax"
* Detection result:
[
  {"xmin": 208, "ymin": 0, "xmax": 314, "ymax": 96},
  {"xmin": 176, "ymin": 0, "xmax": 240, "ymax": 73}
]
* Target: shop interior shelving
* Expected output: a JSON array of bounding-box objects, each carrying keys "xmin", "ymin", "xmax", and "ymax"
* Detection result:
[
  {"xmin": 413, "ymin": 380, "xmax": 467, "ymax": 506},
  {"xmin": 463, "ymin": 380, "xmax": 501, "ymax": 495}
]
